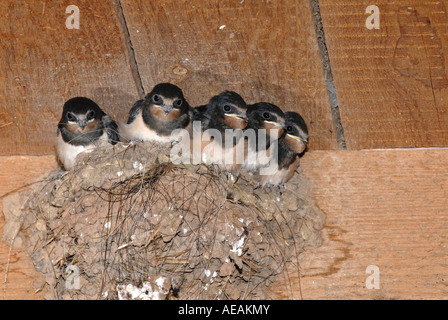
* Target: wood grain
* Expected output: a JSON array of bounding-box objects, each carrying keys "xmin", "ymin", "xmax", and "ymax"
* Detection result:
[
  {"xmin": 120, "ymin": 0, "xmax": 338, "ymax": 150},
  {"xmin": 0, "ymin": 0, "xmax": 139, "ymax": 155},
  {"xmin": 0, "ymin": 156, "xmax": 57, "ymax": 198},
  {"xmin": 270, "ymin": 149, "xmax": 448, "ymax": 299},
  {"xmin": 319, "ymin": 0, "xmax": 448, "ymax": 149}
]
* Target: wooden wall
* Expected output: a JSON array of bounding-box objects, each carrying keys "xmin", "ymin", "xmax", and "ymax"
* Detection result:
[
  {"xmin": 3, "ymin": 0, "xmax": 448, "ymax": 154},
  {"xmin": 1, "ymin": 0, "xmax": 448, "ymax": 300},
  {"xmin": 0, "ymin": 1, "xmax": 140, "ymax": 155},
  {"xmin": 319, "ymin": 0, "xmax": 448, "ymax": 149},
  {"xmin": 0, "ymin": 0, "xmax": 338, "ymax": 155}
]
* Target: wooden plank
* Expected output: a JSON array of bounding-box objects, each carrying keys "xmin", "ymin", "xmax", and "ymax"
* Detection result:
[
  {"xmin": 0, "ymin": 0, "xmax": 140, "ymax": 156},
  {"xmin": 318, "ymin": 0, "xmax": 448, "ymax": 149},
  {"xmin": 0, "ymin": 156, "xmax": 57, "ymax": 198},
  {"xmin": 270, "ymin": 148, "xmax": 448, "ymax": 299},
  {"xmin": 2, "ymin": 149, "xmax": 448, "ymax": 299},
  {"xmin": 0, "ymin": 155, "xmax": 57, "ymax": 299},
  {"xmin": 120, "ymin": 0, "xmax": 338, "ymax": 150}
]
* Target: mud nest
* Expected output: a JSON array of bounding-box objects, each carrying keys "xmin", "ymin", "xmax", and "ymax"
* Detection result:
[{"xmin": 5, "ymin": 142, "xmax": 325, "ymax": 300}]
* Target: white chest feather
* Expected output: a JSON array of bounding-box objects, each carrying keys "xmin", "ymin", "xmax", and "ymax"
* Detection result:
[
  {"xmin": 56, "ymin": 132, "xmax": 108, "ymax": 170},
  {"xmin": 259, "ymin": 167, "xmax": 289, "ymax": 186},
  {"xmin": 199, "ymin": 132, "xmax": 246, "ymax": 173},
  {"xmin": 119, "ymin": 112, "xmax": 172, "ymax": 143},
  {"xmin": 243, "ymin": 142, "xmax": 277, "ymax": 173},
  {"xmin": 257, "ymin": 157, "xmax": 300, "ymax": 187},
  {"xmin": 200, "ymin": 131, "xmax": 223, "ymax": 164}
]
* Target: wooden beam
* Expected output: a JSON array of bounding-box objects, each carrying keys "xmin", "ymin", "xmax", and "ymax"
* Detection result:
[
  {"xmin": 2, "ymin": 149, "xmax": 448, "ymax": 299},
  {"xmin": 0, "ymin": 0, "xmax": 139, "ymax": 155},
  {"xmin": 270, "ymin": 148, "xmax": 448, "ymax": 299},
  {"xmin": 120, "ymin": 0, "xmax": 338, "ymax": 150},
  {"xmin": 319, "ymin": 0, "xmax": 448, "ymax": 149},
  {"xmin": 0, "ymin": 156, "xmax": 57, "ymax": 198}
]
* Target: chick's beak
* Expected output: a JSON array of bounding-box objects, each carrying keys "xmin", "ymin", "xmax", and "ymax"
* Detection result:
[
  {"xmin": 264, "ymin": 120, "xmax": 284, "ymax": 129},
  {"xmin": 162, "ymin": 105, "xmax": 173, "ymax": 114},
  {"xmin": 287, "ymin": 133, "xmax": 309, "ymax": 145},
  {"xmin": 78, "ymin": 120, "xmax": 87, "ymax": 129},
  {"xmin": 225, "ymin": 113, "xmax": 248, "ymax": 122}
]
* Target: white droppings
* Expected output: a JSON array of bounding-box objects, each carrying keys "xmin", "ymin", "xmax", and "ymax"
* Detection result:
[
  {"xmin": 104, "ymin": 221, "xmax": 111, "ymax": 229},
  {"xmin": 117, "ymin": 282, "xmax": 157, "ymax": 300},
  {"xmin": 155, "ymin": 276, "xmax": 166, "ymax": 289},
  {"xmin": 116, "ymin": 277, "xmax": 167, "ymax": 300},
  {"xmin": 152, "ymin": 291, "xmax": 161, "ymax": 300},
  {"xmin": 230, "ymin": 235, "xmax": 246, "ymax": 256},
  {"xmin": 210, "ymin": 271, "xmax": 218, "ymax": 284},
  {"xmin": 133, "ymin": 161, "xmax": 143, "ymax": 171},
  {"xmin": 204, "ymin": 269, "xmax": 211, "ymax": 277},
  {"xmin": 219, "ymin": 25, "xmax": 226, "ymax": 30},
  {"xmin": 225, "ymin": 222, "xmax": 235, "ymax": 230},
  {"xmin": 116, "ymin": 171, "xmax": 123, "ymax": 177}
]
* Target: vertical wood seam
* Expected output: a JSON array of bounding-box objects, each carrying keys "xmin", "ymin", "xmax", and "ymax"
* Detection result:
[
  {"xmin": 309, "ymin": 0, "xmax": 347, "ymax": 150},
  {"xmin": 114, "ymin": 0, "xmax": 145, "ymax": 99}
]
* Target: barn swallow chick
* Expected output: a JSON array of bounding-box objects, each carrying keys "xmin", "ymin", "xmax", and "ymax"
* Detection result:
[
  {"xmin": 242, "ymin": 102, "xmax": 286, "ymax": 174},
  {"xmin": 255, "ymin": 111, "xmax": 308, "ymax": 188},
  {"xmin": 193, "ymin": 91, "xmax": 247, "ymax": 131},
  {"xmin": 119, "ymin": 83, "xmax": 191, "ymax": 144},
  {"xmin": 192, "ymin": 91, "xmax": 248, "ymax": 173},
  {"xmin": 56, "ymin": 97, "xmax": 119, "ymax": 170}
]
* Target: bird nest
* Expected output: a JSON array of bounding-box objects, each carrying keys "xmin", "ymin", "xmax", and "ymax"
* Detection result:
[{"xmin": 4, "ymin": 142, "xmax": 325, "ymax": 300}]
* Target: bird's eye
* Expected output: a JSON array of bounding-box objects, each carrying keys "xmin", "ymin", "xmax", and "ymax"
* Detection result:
[
  {"xmin": 86, "ymin": 110, "xmax": 96, "ymax": 120},
  {"xmin": 263, "ymin": 112, "xmax": 270, "ymax": 119},
  {"xmin": 67, "ymin": 112, "xmax": 76, "ymax": 122},
  {"xmin": 286, "ymin": 125, "xmax": 293, "ymax": 132},
  {"xmin": 174, "ymin": 99, "xmax": 183, "ymax": 107},
  {"xmin": 223, "ymin": 105, "xmax": 231, "ymax": 112},
  {"xmin": 152, "ymin": 94, "xmax": 161, "ymax": 103}
]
